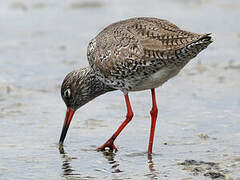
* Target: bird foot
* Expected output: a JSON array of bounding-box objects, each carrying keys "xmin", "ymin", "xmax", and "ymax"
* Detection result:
[{"xmin": 96, "ymin": 139, "xmax": 118, "ymax": 152}]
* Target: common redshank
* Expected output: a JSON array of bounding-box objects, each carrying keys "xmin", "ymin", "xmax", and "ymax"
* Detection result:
[{"xmin": 59, "ymin": 17, "xmax": 213, "ymax": 154}]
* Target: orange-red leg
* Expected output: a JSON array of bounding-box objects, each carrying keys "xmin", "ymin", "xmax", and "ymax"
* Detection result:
[
  {"xmin": 97, "ymin": 94, "xmax": 134, "ymax": 152},
  {"xmin": 148, "ymin": 88, "xmax": 158, "ymax": 155}
]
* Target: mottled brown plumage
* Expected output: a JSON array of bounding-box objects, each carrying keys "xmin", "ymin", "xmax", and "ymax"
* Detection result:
[
  {"xmin": 87, "ymin": 17, "xmax": 212, "ymax": 93},
  {"xmin": 59, "ymin": 17, "xmax": 213, "ymax": 154}
]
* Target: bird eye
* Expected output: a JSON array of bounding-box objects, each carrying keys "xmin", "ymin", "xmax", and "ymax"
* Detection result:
[{"xmin": 63, "ymin": 89, "xmax": 71, "ymax": 99}]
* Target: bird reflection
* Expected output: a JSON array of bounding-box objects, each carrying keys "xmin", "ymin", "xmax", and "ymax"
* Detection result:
[
  {"xmin": 59, "ymin": 145, "xmax": 159, "ymax": 177},
  {"xmin": 147, "ymin": 154, "xmax": 158, "ymax": 179},
  {"xmin": 101, "ymin": 151, "xmax": 122, "ymax": 173},
  {"xmin": 59, "ymin": 146, "xmax": 79, "ymax": 176}
]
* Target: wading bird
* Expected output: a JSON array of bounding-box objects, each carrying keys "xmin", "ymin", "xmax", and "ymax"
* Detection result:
[{"xmin": 59, "ymin": 17, "xmax": 213, "ymax": 155}]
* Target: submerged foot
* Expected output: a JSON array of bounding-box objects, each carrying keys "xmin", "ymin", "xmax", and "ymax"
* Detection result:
[{"xmin": 96, "ymin": 139, "xmax": 118, "ymax": 152}]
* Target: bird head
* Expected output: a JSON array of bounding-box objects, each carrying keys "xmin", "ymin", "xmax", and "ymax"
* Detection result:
[
  {"xmin": 59, "ymin": 67, "xmax": 112, "ymax": 146},
  {"xmin": 59, "ymin": 68, "xmax": 91, "ymax": 146}
]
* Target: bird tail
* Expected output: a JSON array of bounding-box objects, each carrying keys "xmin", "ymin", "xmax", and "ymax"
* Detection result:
[
  {"xmin": 187, "ymin": 33, "xmax": 213, "ymax": 52},
  {"xmin": 176, "ymin": 33, "xmax": 213, "ymax": 60}
]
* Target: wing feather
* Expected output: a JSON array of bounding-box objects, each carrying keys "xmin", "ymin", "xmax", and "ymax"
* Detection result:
[{"xmin": 87, "ymin": 17, "xmax": 202, "ymax": 77}]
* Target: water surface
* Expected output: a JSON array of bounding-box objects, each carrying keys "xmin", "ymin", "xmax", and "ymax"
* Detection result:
[{"xmin": 0, "ymin": 0, "xmax": 240, "ymax": 179}]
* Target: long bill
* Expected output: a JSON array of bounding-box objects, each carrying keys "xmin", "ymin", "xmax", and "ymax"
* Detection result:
[{"xmin": 59, "ymin": 107, "xmax": 75, "ymax": 145}]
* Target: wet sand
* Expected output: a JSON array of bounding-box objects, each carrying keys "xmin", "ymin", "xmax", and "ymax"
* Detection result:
[{"xmin": 0, "ymin": 0, "xmax": 240, "ymax": 179}]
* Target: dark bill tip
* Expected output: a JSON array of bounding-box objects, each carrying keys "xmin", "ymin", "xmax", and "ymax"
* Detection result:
[
  {"xmin": 59, "ymin": 107, "xmax": 75, "ymax": 145},
  {"xmin": 58, "ymin": 143, "xmax": 65, "ymax": 154}
]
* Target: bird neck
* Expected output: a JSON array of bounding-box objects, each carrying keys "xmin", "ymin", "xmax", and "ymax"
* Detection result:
[{"xmin": 81, "ymin": 67, "xmax": 115, "ymax": 100}]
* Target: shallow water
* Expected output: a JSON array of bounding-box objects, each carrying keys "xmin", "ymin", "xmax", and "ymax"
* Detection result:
[{"xmin": 0, "ymin": 0, "xmax": 240, "ymax": 179}]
